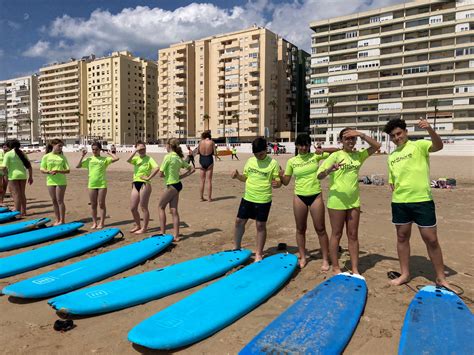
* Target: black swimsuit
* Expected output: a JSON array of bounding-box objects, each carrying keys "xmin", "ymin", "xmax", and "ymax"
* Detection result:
[
  {"xmin": 199, "ymin": 154, "xmax": 214, "ymax": 170},
  {"xmin": 296, "ymin": 193, "xmax": 321, "ymax": 207}
]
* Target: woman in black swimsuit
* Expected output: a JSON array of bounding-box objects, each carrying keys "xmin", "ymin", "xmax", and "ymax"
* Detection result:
[{"xmin": 198, "ymin": 131, "xmax": 216, "ymax": 201}]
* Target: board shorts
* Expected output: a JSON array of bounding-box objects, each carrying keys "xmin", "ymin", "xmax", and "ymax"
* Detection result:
[
  {"xmin": 237, "ymin": 198, "xmax": 272, "ymax": 222},
  {"xmin": 391, "ymin": 200, "xmax": 436, "ymax": 227}
]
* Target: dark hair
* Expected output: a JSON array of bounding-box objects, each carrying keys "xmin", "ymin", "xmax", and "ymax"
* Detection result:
[
  {"xmin": 383, "ymin": 118, "xmax": 406, "ymax": 134},
  {"xmin": 48, "ymin": 138, "xmax": 64, "ymax": 154},
  {"xmin": 7, "ymin": 139, "xmax": 31, "ymax": 169},
  {"xmin": 252, "ymin": 137, "xmax": 267, "ymax": 154},
  {"xmin": 45, "ymin": 144, "xmax": 53, "ymax": 154},
  {"xmin": 201, "ymin": 130, "xmax": 211, "ymax": 140},
  {"xmin": 168, "ymin": 138, "xmax": 184, "ymax": 158},
  {"xmin": 339, "ymin": 127, "xmax": 354, "ymax": 140},
  {"xmin": 135, "ymin": 140, "xmax": 145, "ymax": 148},
  {"xmin": 91, "ymin": 141, "xmax": 102, "ymax": 150},
  {"xmin": 295, "ymin": 133, "xmax": 311, "ymax": 147}
]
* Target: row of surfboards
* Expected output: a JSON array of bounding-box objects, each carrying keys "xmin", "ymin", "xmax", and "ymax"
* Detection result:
[{"xmin": 0, "ymin": 212, "xmax": 472, "ymax": 353}]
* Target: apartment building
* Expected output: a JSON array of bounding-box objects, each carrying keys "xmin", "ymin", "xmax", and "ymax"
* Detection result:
[
  {"xmin": 0, "ymin": 75, "xmax": 39, "ymax": 144},
  {"xmin": 86, "ymin": 51, "xmax": 158, "ymax": 145},
  {"xmin": 309, "ymin": 0, "xmax": 474, "ymax": 142},
  {"xmin": 39, "ymin": 58, "xmax": 91, "ymax": 144},
  {"xmin": 158, "ymin": 26, "xmax": 309, "ymax": 142}
]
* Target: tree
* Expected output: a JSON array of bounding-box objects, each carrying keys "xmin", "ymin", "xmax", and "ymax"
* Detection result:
[
  {"xmin": 428, "ymin": 98, "xmax": 439, "ymax": 131},
  {"xmin": 232, "ymin": 113, "xmax": 240, "ymax": 141},
  {"xmin": 268, "ymin": 98, "xmax": 277, "ymax": 140},
  {"xmin": 40, "ymin": 121, "xmax": 48, "ymax": 144},
  {"xmin": 203, "ymin": 113, "xmax": 210, "ymax": 132},
  {"xmin": 326, "ymin": 99, "xmax": 337, "ymax": 142}
]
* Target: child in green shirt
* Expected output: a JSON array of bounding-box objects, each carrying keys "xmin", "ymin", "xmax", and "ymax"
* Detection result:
[
  {"xmin": 76, "ymin": 142, "xmax": 119, "ymax": 229},
  {"xmin": 232, "ymin": 137, "xmax": 281, "ymax": 261},
  {"xmin": 40, "ymin": 139, "xmax": 70, "ymax": 225}
]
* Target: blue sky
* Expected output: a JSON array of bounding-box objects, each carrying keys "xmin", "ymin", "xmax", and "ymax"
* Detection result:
[{"xmin": 0, "ymin": 0, "xmax": 406, "ymax": 80}]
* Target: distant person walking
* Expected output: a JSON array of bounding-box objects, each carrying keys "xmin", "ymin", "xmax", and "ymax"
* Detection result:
[
  {"xmin": 0, "ymin": 143, "xmax": 10, "ymax": 206},
  {"xmin": 231, "ymin": 146, "xmax": 239, "ymax": 160},
  {"xmin": 77, "ymin": 142, "xmax": 119, "ymax": 229},
  {"xmin": 40, "ymin": 139, "xmax": 70, "ymax": 225},
  {"xmin": 186, "ymin": 145, "xmax": 195, "ymax": 168},
  {"xmin": 3, "ymin": 139, "xmax": 33, "ymax": 216},
  {"xmin": 198, "ymin": 131, "xmax": 216, "ymax": 201}
]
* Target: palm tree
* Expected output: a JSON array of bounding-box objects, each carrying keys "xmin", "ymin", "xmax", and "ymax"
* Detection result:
[
  {"xmin": 232, "ymin": 113, "xmax": 240, "ymax": 141},
  {"xmin": 326, "ymin": 99, "xmax": 337, "ymax": 142},
  {"xmin": 203, "ymin": 113, "xmax": 210, "ymax": 132},
  {"xmin": 59, "ymin": 119, "xmax": 64, "ymax": 140},
  {"xmin": 40, "ymin": 121, "xmax": 48, "ymax": 145},
  {"xmin": 428, "ymin": 98, "xmax": 439, "ymax": 130},
  {"xmin": 268, "ymin": 98, "xmax": 277, "ymax": 139},
  {"xmin": 76, "ymin": 112, "xmax": 84, "ymax": 144},
  {"xmin": 86, "ymin": 119, "xmax": 93, "ymax": 144},
  {"xmin": 14, "ymin": 121, "xmax": 20, "ymax": 140}
]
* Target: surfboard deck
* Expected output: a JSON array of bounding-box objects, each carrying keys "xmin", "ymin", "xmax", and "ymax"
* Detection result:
[
  {"xmin": 0, "ymin": 211, "xmax": 20, "ymax": 223},
  {"xmin": 0, "ymin": 207, "xmax": 9, "ymax": 213},
  {"xmin": 128, "ymin": 253, "xmax": 297, "ymax": 350},
  {"xmin": 240, "ymin": 273, "xmax": 367, "ymax": 355},
  {"xmin": 0, "ymin": 222, "xmax": 83, "ymax": 251},
  {"xmin": 0, "ymin": 228, "xmax": 120, "ymax": 279},
  {"xmin": 49, "ymin": 249, "xmax": 252, "ymax": 315},
  {"xmin": 0, "ymin": 218, "xmax": 50, "ymax": 238},
  {"xmin": 399, "ymin": 285, "xmax": 474, "ymax": 355},
  {"xmin": 3, "ymin": 234, "xmax": 173, "ymax": 298}
]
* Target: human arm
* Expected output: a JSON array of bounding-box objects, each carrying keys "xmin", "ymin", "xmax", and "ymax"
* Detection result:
[
  {"xmin": 107, "ymin": 151, "xmax": 120, "ymax": 163},
  {"xmin": 317, "ymin": 153, "xmax": 343, "ymax": 180},
  {"xmin": 231, "ymin": 169, "xmax": 247, "ymax": 182},
  {"xmin": 76, "ymin": 149, "xmax": 87, "ymax": 168},
  {"xmin": 418, "ymin": 118, "xmax": 443, "ymax": 152},
  {"xmin": 179, "ymin": 166, "xmax": 195, "ymax": 180},
  {"xmin": 126, "ymin": 148, "xmax": 138, "ymax": 164},
  {"xmin": 343, "ymin": 130, "xmax": 381, "ymax": 156},
  {"xmin": 27, "ymin": 166, "xmax": 33, "ymax": 185},
  {"xmin": 314, "ymin": 146, "xmax": 339, "ymax": 155},
  {"xmin": 141, "ymin": 167, "xmax": 160, "ymax": 182},
  {"xmin": 279, "ymin": 169, "xmax": 291, "ymax": 186}
]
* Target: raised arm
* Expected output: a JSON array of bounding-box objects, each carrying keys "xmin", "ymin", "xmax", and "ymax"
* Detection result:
[
  {"xmin": 76, "ymin": 149, "xmax": 87, "ymax": 168},
  {"xmin": 418, "ymin": 118, "xmax": 443, "ymax": 152},
  {"xmin": 343, "ymin": 130, "xmax": 381, "ymax": 156},
  {"xmin": 107, "ymin": 151, "xmax": 120, "ymax": 163},
  {"xmin": 126, "ymin": 148, "xmax": 138, "ymax": 163}
]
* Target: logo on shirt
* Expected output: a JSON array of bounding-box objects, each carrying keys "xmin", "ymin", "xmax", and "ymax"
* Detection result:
[
  {"xmin": 292, "ymin": 158, "xmax": 318, "ymax": 168},
  {"xmin": 390, "ymin": 153, "xmax": 413, "ymax": 166},
  {"xmin": 247, "ymin": 167, "xmax": 270, "ymax": 177}
]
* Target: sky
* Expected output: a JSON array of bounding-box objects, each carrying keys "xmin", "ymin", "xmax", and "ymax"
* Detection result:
[{"xmin": 0, "ymin": 0, "xmax": 408, "ymax": 80}]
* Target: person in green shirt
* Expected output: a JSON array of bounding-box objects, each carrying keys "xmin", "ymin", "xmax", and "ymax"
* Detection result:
[
  {"xmin": 383, "ymin": 118, "xmax": 449, "ymax": 288},
  {"xmin": 76, "ymin": 142, "xmax": 119, "ymax": 229},
  {"xmin": 0, "ymin": 143, "xmax": 10, "ymax": 206},
  {"xmin": 127, "ymin": 141, "xmax": 160, "ymax": 234},
  {"xmin": 158, "ymin": 138, "xmax": 195, "ymax": 241},
  {"xmin": 280, "ymin": 133, "xmax": 338, "ymax": 269},
  {"xmin": 40, "ymin": 139, "xmax": 70, "ymax": 225},
  {"xmin": 3, "ymin": 139, "xmax": 33, "ymax": 216},
  {"xmin": 232, "ymin": 137, "xmax": 281, "ymax": 262},
  {"xmin": 317, "ymin": 128, "xmax": 381, "ymax": 275},
  {"xmin": 231, "ymin": 146, "xmax": 239, "ymax": 160}
]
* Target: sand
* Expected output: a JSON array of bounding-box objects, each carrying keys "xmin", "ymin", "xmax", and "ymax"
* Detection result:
[{"xmin": 0, "ymin": 151, "xmax": 472, "ymax": 354}]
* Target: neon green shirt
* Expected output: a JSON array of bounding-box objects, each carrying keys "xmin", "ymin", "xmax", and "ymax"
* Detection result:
[
  {"xmin": 3, "ymin": 150, "xmax": 27, "ymax": 180},
  {"xmin": 40, "ymin": 152, "xmax": 70, "ymax": 186},
  {"xmin": 81, "ymin": 156, "xmax": 113, "ymax": 189},
  {"xmin": 160, "ymin": 152, "xmax": 190, "ymax": 185},
  {"xmin": 318, "ymin": 149, "xmax": 369, "ymax": 210},
  {"xmin": 232, "ymin": 148, "xmax": 237, "ymax": 154},
  {"xmin": 0, "ymin": 150, "xmax": 4, "ymax": 176},
  {"xmin": 130, "ymin": 155, "xmax": 159, "ymax": 183},
  {"xmin": 285, "ymin": 152, "xmax": 330, "ymax": 196},
  {"xmin": 243, "ymin": 156, "xmax": 280, "ymax": 204},
  {"xmin": 388, "ymin": 140, "xmax": 433, "ymax": 203}
]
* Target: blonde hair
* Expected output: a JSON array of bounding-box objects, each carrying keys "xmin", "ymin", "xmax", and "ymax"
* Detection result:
[{"xmin": 168, "ymin": 138, "xmax": 184, "ymax": 158}]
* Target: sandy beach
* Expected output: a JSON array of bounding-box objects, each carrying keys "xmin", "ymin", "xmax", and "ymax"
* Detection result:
[{"xmin": 0, "ymin": 151, "xmax": 472, "ymax": 354}]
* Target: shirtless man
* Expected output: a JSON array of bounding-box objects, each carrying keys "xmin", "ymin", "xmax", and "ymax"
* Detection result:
[{"xmin": 198, "ymin": 131, "xmax": 216, "ymax": 201}]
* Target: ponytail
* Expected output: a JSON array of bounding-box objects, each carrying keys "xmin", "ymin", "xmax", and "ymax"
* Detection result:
[
  {"xmin": 168, "ymin": 138, "xmax": 184, "ymax": 158},
  {"xmin": 7, "ymin": 139, "xmax": 31, "ymax": 169}
]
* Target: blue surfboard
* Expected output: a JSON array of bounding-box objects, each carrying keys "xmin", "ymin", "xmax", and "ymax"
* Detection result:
[
  {"xmin": 0, "ymin": 211, "xmax": 20, "ymax": 223},
  {"xmin": 0, "ymin": 218, "xmax": 51, "ymax": 237},
  {"xmin": 48, "ymin": 249, "xmax": 252, "ymax": 315},
  {"xmin": 0, "ymin": 222, "xmax": 83, "ymax": 251},
  {"xmin": 128, "ymin": 253, "xmax": 297, "ymax": 350},
  {"xmin": 240, "ymin": 272, "xmax": 367, "ymax": 354},
  {"xmin": 3, "ymin": 234, "xmax": 173, "ymax": 298},
  {"xmin": 0, "ymin": 207, "xmax": 9, "ymax": 213},
  {"xmin": 0, "ymin": 228, "xmax": 120, "ymax": 279},
  {"xmin": 399, "ymin": 285, "xmax": 474, "ymax": 354}
]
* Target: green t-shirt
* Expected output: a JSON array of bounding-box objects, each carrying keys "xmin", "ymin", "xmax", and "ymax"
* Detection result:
[
  {"xmin": 388, "ymin": 140, "xmax": 433, "ymax": 203},
  {"xmin": 318, "ymin": 149, "xmax": 369, "ymax": 210},
  {"xmin": 130, "ymin": 155, "xmax": 159, "ymax": 183},
  {"xmin": 285, "ymin": 152, "xmax": 330, "ymax": 196},
  {"xmin": 0, "ymin": 150, "xmax": 4, "ymax": 176},
  {"xmin": 40, "ymin": 152, "xmax": 70, "ymax": 186},
  {"xmin": 3, "ymin": 150, "xmax": 27, "ymax": 180},
  {"xmin": 232, "ymin": 148, "xmax": 237, "ymax": 154},
  {"xmin": 243, "ymin": 156, "xmax": 280, "ymax": 204},
  {"xmin": 160, "ymin": 152, "xmax": 190, "ymax": 185},
  {"xmin": 81, "ymin": 156, "xmax": 113, "ymax": 189}
]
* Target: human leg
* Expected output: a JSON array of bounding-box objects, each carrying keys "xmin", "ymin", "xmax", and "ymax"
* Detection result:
[
  {"xmin": 199, "ymin": 168, "xmax": 206, "ymax": 201},
  {"xmin": 206, "ymin": 166, "xmax": 213, "ymax": 201},
  {"xmin": 130, "ymin": 184, "xmax": 141, "ymax": 232},
  {"xmin": 158, "ymin": 187, "xmax": 178, "ymax": 236},
  {"xmin": 18, "ymin": 180, "xmax": 27, "ymax": 216},
  {"xmin": 418, "ymin": 226, "xmax": 449, "ymax": 287},
  {"xmin": 234, "ymin": 218, "xmax": 248, "ymax": 249},
  {"xmin": 345, "ymin": 208, "xmax": 361, "ymax": 274},
  {"xmin": 97, "ymin": 188, "xmax": 108, "ymax": 228},
  {"xmin": 309, "ymin": 195, "xmax": 330, "ymax": 271},
  {"xmin": 327, "ymin": 208, "xmax": 346, "ymax": 274},
  {"xmin": 48, "ymin": 186, "xmax": 60, "ymax": 224},
  {"xmin": 135, "ymin": 184, "xmax": 152, "ymax": 234},
  {"xmin": 169, "ymin": 191, "xmax": 180, "ymax": 241},
  {"xmin": 293, "ymin": 196, "xmax": 309, "ymax": 268},
  {"xmin": 56, "ymin": 186, "xmax": 67, "ymax": 224},
  {"xmin": 390, "ymin": 223, "xmax": 412, "ymax": 286},
  {"xmin": 255, "ymin": 221, "xmax": 267, "ymax": 262}
]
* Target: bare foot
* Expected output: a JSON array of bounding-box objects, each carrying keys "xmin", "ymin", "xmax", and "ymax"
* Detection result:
[
  {"xmin": 200, "ymin": 197, "xmax": 206, "ymax": 202},
  {"xmin": 134, "ymin": 228, "xmax": 147, "ymax": 234},
  {"xmin": 436, "ymin": 278, "xmax": 450, "ymax": 289},
  {"xmin": 254, "ymin": 254, "xmax": 263, "ymax": 262},
  {"xmin": 352, "ymin": 269, "xmax": 361, "ymax": 275},
  {"xmin": 53, "ymin": 221, "xmax": 61, "ymax": 226},
  {"xmin": 172, "ymin": 236, "xmax": 181, "ymax": 242},
  {"xmin": 299, "ymin": 257, "xmax": 307, "ymax": 269},
  {"xmin": 129, "ymin": 226, "xmax": 140, "ymax": 233},
  {"xmin": 97, "ymin": 224, "xmax": 104, "ymax": 230},
  {"xmin": 389, "ymin": 274, "xmax": 411, "ymax": 286},
  {"xmin": 332, "ymin": 266, "xmax": 342, "ymax": 275},
  {"xmin": 321, "ymin": 260, "xmax": 330, "ymax": 272},
  {"xmin": 208, "ymin": 198, "xmax": 213, "ymax": 202},
  {"xmin": 91, "ymin": 223, "xmax": 97, "ymax": 229}
]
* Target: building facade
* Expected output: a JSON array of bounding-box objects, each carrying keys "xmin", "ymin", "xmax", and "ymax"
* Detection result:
[
  {"xmin": 0, "ymin": 75, "xmax": 39, "ymax": 144},
  {"xmin": 309, "ymin": 0, "xmax": 474, "ymax": 142},
  {"xmin": 158, "ymin": 27, "xmax": 309, "ymax": 142}
]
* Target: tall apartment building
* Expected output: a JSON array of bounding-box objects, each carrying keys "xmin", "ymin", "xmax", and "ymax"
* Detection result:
[
  {"xmin": 86, "ymin": 51, "xmax": 158, "ymax": 145},
  {"xmin": 158, "ymin": 26, "xmax": 309, "ymax": 142},
  {"xmin": 309, "ymin": 0, "xmax": 474, "ymax": 142},
  {"xmin": 0, "ymin": 75, "xmax": 39, "ymax": 144}
]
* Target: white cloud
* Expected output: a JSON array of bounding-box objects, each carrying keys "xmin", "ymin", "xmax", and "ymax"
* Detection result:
[
  {"xmin": 22, "ymin": 0, "xmax": 407, "ymax": 61},
  {"xmin": 24, "ymin": 13, "xmax": 30, "ymax": 21}
]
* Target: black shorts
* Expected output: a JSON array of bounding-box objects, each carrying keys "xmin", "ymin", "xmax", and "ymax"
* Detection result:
[
  {"xmin": 296, "ymin": 193, "xmax": 321, "ymax": 207},
  {"xmin": 237, "ymin": 198, "xmax": 272, "ymax": 222},
  {"xmin": 132, "ymin": 181, "xmax": 145, "ymax": 191},
  {"xmin": 391, "ymin": 200, "xmax": 437, "ymax": 227},
  {"xmin": 168, "ymin": 181, "xmax": 183, "ymax": 192}
]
